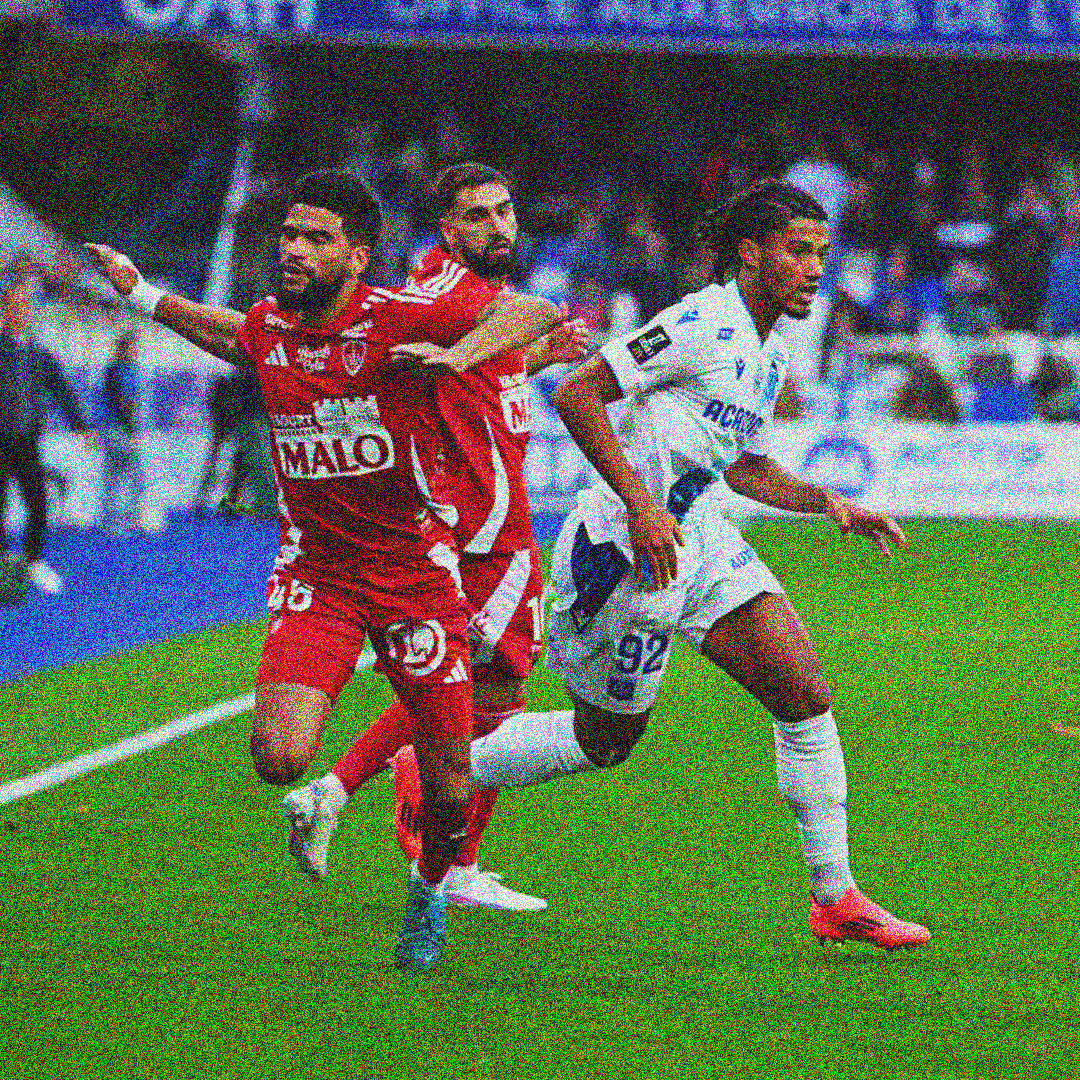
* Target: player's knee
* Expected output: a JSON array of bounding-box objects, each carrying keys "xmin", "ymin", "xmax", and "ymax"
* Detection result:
[
  {"xmin": 250, "ymin": 736, "xmax": 311, "ymax": 786},
  {"xmin": 791, "ymin": 676, "xmax": 830, "ymax": 721},
  {"xmin": 804, "ymin": 680, "xmax": 831, "ymax": 718},
  {"xmin": 774, "ymin": 678, "xmax": 831, "ymax": 724}
]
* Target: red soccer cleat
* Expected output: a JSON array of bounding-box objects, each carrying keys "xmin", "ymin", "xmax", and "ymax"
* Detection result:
[
  {"xmin": 390, "ymin": 745, "xmax": 423, "ymax": 863},
  {"xmin": 809, "ymin": 887, "xmax": 931, "ymax": 951}
]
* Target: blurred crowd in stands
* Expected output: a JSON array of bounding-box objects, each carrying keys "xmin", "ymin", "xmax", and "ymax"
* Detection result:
[
  {"xmin": 5, "ymin": 39, "xmax": 1080, "ymax": 437},
  {"xmin": 220, "ymin": 50, "xmax": 1080, "ymax": 427}
]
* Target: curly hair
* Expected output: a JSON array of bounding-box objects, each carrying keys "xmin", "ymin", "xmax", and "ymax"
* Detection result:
[
  {"xmin": 290, "ymin": 170, "xmax": 383, "ymax": 248},
  {"xmin": 697, "ymin": 179, "xmax": 827, "ymax": 282}
]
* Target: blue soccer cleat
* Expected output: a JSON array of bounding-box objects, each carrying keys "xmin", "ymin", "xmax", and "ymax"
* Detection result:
[{"xmin": 394, "ymin": 865, "xmax": 447, "ymax": 971}]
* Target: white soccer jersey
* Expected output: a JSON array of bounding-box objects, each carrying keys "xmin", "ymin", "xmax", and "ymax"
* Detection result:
[{"xmin": 597, "ymin": 279, "xmax": 788, "ymax": 521}]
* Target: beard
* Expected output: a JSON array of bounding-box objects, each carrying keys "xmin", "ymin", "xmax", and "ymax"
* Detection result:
[
  {"xmin": 276, "ymin": 267, "xmax": 345, "ymax": 312},
  {"xmin": 458, "ymin": 243, "xmax": 516, "ymax": 281}
]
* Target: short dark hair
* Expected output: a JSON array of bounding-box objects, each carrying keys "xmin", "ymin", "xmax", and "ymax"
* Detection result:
[
  {"xmin": 289, "ymin": 170, "xmax": 382, "ymax": 248},
  {"xmin": 697, "ymin": 179, "xmax": 827, "ymax": 280},
  {"xmin": 431, "ymin": 162, "xmax": 511, "ymax": 218}
]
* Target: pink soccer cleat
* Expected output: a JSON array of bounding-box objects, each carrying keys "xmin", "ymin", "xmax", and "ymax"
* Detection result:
[{"xmin": 809, "ymin": 887, "xmax": 931, "ymax": 951}]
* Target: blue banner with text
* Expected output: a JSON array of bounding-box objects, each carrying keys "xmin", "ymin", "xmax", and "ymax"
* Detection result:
[{"xmin": 62, "ymin": 0, "xmax": 1080, "ymax": 52}]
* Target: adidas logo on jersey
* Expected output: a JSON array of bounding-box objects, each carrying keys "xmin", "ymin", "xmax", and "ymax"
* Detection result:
[
  {"xmin": 264, "ymin": 343, "xmax": 289, "ymax": 367},
  {"xmin": 264, "ymin": 312, "xmax": 292, "ymax": 330},
  {"xmin": 443, "ymin": 658, "xmax": 469, "ymax": 685}
]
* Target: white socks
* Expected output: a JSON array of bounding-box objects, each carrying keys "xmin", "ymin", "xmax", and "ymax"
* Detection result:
[
  {"xmin": 469, "ymin": 709, "xmax": 593, "ymax": 787},
  {"xmin": 773, "ymin": 710, "xmax": 855, "ymax": 906}
]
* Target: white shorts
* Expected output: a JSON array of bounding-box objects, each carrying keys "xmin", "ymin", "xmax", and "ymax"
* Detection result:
[{"xmin": 545, "ymin": 496, "xmax": 784, "ymax": 714}]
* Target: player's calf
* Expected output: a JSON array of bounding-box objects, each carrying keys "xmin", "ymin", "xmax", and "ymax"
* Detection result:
[{"xmin": 571, "ymin": 699, "xmax": 649, "ymax": 768}]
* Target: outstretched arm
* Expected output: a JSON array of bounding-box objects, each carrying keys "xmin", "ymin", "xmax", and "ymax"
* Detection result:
[
  {"xmin": 85, "ymin": 244, "xmax": 247, "ymax": 367},
  {"xmin": 394, "ymin": 293, "xmax": 562, "ymax": 375},
  {"xmin": 723, "ymin": 452, "xmax": 907, "ymax": 555},
  {"xmin": 524, "ymin": 315, "xmax": 591, "ymax": 376},
  {"xmin": 553, "ymin": 355, "xmax": 684, "ymax": 588}
]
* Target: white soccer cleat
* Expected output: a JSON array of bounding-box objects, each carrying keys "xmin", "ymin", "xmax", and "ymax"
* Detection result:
[
  {"xmin": 443, "ymin": 864, "xmax": 548, "ymax": 912},
  {"xmin": 24, "ymin": 559, "xmax": 63, "ymax": 595},
  {"xmin": 282, "ymin": 780, "xmax": 345, "ymax": 881}
]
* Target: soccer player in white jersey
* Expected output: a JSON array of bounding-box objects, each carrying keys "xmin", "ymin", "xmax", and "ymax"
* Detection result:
[{"xmin": 408, "ymin": 179, "xmax": 931, "ymax": 950}]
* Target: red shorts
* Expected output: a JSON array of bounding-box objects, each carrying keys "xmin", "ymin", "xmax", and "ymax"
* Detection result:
[
  {"xmin": 461, "ymin": 545, "xmax": 543, "ymax": 683},
  {"xmin": 257, "ymin": 566, "xmax": 473, "ymax": 739}
]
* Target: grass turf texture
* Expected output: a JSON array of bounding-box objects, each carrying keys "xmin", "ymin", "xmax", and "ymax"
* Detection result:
[{"xmin": 1, "ymin": 519, "xmax": 1077, "ymax": 1080}]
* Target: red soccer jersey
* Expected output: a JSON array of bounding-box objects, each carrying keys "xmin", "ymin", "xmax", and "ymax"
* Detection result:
[
  {"xmin": 237, "ymin": 286, "xmax": 460, "ymax": 588},
  {"xmin": 404, "ymin": 247, "xmax": 535, "ymax": 556}
]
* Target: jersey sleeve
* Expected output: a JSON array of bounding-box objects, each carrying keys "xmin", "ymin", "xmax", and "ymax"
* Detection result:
[
  {"xmin": 599, "ymin": 300, "xmax": 720, "ymax": 397},
  {"xmin": 235, "ymin": 306, "xmax": 262, "ymax": 367},
  {"xmin": 744, "ymin": 419, "xmax": 772, "ymax": 457},
  {"xmin": 403, "ymin": 271, "xmax": 505, "ymax": 348}
]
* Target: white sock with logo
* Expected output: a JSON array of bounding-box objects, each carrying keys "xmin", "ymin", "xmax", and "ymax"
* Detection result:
[
  {"xmin": 773, "ymin": 710, "xmax": 855, "ymax": 906},
  {"xmin": 469, "ymin": 710, "xmax": 593, "ymax": 787}
]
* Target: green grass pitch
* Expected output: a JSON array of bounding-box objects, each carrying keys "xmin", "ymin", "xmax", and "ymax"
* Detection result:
[{"xmin": 1, "ymin": 519, "xmax": 1077, "ymax": 1080}]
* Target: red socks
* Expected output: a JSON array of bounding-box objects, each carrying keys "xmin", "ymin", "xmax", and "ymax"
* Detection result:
[{"xmin": 332, "ymin": 698, "xmax": 414, "ymax": 795}]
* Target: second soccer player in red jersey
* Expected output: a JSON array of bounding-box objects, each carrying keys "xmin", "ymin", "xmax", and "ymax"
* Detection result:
[
  {"xmin": 287, "ymin": 165, "xmax": 590, "ymax": 911},
  {"xmin": 87, "ymin": 170, "xmax": 560, "ymax": 970}
]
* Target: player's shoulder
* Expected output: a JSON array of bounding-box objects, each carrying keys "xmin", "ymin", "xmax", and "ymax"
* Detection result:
[
  {"xmin": 408, "ymin": 249, "xmax": 502, "ymax": 304},
  {"xmin": 244, "ymin": 297, "xmax": 294, "ymax": 335},
  {"xmin": 358, "ymin": 282, "xmax": 440, "ymax": 319},
  {"xmin": 678, "ymin": 281, "xmax": 759, "ymax": 351}
]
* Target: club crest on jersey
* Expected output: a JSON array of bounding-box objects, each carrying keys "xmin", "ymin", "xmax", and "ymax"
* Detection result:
[
  {"xmin": 342, "ymin": 339, "xmax": 367, "ymax": 377},
  {"xmin": 264, "ymin": 311, "xmax": 292, "ymax": 330},
  {"xmin": 385, "ymin": 620, "xmax": 447, "ymax": 678},
  {"xmin": 627, "ymin": 325, "xmax": 671, "ymax": 365},
  {"xmin": 499, "ymin": 371, "xmax": 530, "ymax": 434},
  {"xmin": 735, "ymin": 357, "xmax": 746, "ymax": 380},
  {"xmin": 716, "ymin": 328, "xmax": 735, "ymax": 341}
]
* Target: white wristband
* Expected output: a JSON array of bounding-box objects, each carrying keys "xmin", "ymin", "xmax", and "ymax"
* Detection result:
[{"xmin": 128, "ymin": 277, "xmax": 165, "ymax": 318}]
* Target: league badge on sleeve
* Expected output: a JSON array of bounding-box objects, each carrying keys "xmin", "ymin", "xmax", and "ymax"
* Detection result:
[{"xmin": 627, "ymin": 325, "xmax": 671, "ymax": 365}]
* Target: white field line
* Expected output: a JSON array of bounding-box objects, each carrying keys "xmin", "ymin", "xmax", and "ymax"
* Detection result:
[{"xmin": 0, "ymin": 692, "xmax": 256, "ymax": 807}]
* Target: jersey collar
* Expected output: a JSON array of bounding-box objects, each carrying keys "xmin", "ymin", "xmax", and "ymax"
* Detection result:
[{"xmin": 267, "ymin": 285, "xmax": 375, "ymax": 336}]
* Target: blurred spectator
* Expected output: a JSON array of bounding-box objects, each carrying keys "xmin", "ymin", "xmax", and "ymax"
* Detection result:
[
  {"xmin": 1040, "ymin": 199, "xmax": 1080, "ymax": 337},
  {"xmin": 942, "ymin": 142, "xmax": 996, "ymax": 226},
  {"xmin": 0, "ymin": 254, "xmax": 91, "ymax": 596},
  {"xmin": 868, "ymin": 245, "xmax": 942, "ymax": 335},
  {"xmin": 197, "ymin": 369, "xmax": 274, "ymax": 518},
  {"xmin": 614, "ymin": 187, "xmax": 677, "ymax": 322},
  {"xmin": 566, "ymin": 276, "xmax": 612, "ymax": 337},
  {"xmin": 784, "ymin": 133, "xmax": 852, "ymax": 228},
  {"xmin": 94, "ymin": 333, "xmax": 146, "ymax": 534},
  {"xmin": 989, "ymin": 207, "xmax": 1054, "ymax": 333},
  {"xmin": 941, "ymin": 258, "xmax": 999, "ymax": 338},
  {"xmin": 894, "ymin": 358, "xmax": 961, "ymax": 424},
  {"xmin": 1032, "ymin": 352, "xmax": 1077, "ymax": 420},
  {"xmin": 561, "ymin": 201, "xmax": 613, "ymax": 284}
]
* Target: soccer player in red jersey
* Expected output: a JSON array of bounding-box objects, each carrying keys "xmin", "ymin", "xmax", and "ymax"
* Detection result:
[
  {"xmin": 287, "ymin": 165, "xmax": 590, "ymax": 910},
  {"xmin": 87, "ymin": 170, "xmax": 560, "ymax": 969}
]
